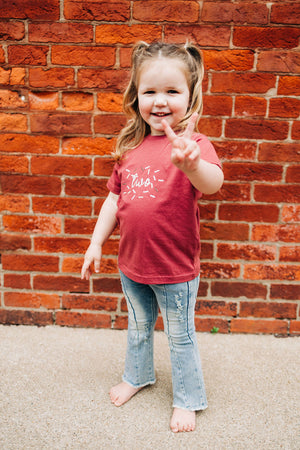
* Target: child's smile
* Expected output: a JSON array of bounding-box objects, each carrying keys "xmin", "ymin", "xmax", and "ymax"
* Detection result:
[{"xmin": 137, "ymin": 57, "xmax": 190, "ymax": 135}]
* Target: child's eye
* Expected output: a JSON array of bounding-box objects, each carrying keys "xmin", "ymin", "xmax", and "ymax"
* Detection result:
[
  {"xmin": 168, "ymin": 89, "xmax": 179, "ymax": 94},
  {"xmin": 144, "ymin": 90, "xmax": 155, "ymax": 95}
]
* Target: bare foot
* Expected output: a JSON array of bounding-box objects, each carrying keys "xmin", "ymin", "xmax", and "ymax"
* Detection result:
[
  {"xmin": 170, "ymin": 408, "xmax": 196, "ymax": 433},
  {"xmin": 109, "ymin": 382, "xmax": 142, "ymax": 407}
]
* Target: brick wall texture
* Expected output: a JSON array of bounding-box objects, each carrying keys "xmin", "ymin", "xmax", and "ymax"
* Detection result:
[{"xmin": 0, "ymin": 0, "xmax": 299, "ymax": 335}]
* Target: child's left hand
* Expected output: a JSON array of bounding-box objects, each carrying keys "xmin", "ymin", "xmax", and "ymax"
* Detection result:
[{"xmin": 162, "ymin": 113, "xmax": 201, "ymax": 173}]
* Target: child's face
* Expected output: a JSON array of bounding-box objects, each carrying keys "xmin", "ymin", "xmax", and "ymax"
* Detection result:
[{"xmin": 137, "ymin": 57, "xmax": 190, "ymax": 136}]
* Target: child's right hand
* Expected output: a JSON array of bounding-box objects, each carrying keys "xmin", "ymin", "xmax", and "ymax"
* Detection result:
[{"xmin": 81, "ymin": 243, "xmax": 102, "ymax": 280}]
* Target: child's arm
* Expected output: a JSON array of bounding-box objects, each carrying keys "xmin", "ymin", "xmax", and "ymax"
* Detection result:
[
  {"xmin": 81, "ymin": 191, "xmax": 119, "ymax": 280},
  {"xmin": 162, "ymin": 114, "xmax": 224, "ymax": 195}
]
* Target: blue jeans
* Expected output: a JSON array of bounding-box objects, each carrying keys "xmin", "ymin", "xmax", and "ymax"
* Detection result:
[{"xmin": 119, "ymin": 271, "xmax": 208, "ymax": 411}]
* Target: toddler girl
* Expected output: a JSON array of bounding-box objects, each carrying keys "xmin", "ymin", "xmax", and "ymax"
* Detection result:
[{"xmin": 81, "ymin": 41, "xmax": 224, "ymax": 433}]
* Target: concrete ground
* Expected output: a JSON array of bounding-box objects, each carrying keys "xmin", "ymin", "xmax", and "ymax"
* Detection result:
[{"xmin": 0, "ymin": 325, "xmax": 299, "ymax": 450}]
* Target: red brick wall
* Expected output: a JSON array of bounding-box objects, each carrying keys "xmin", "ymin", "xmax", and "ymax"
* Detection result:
[{"xmin": 0, "ymin": 0, "xmax": 299, "ymax": 335}]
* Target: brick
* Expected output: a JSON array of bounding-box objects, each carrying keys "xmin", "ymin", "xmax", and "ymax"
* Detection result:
[
  {"xmin": 200, "ymin": 262, "xmax": 240, "ymax": 279},
  {"xmin": 203, "ymin": 95, "xmax": 232, "ymax": 116},
  {"xmin": 0, "ymin": 0, "xmax": 59, "ymax": 20},
  {"xmin": 200, "ymin": 242, "xmax": 213, "ymax": 259},
  {"xmin": 233, "ymin": 26, "xmax": 300, "ymax": 49},
  {"xmin": 0, "ymin": 90, "xmax": 26, "ymax": 109},
  {"xmin": 29, "ymin": 68, "xmax": 75, "ymax": 88},
  {"xmin": 34, "ymin": 275, "xmax": 89, "ymax": 292},
  {"xmin": 279, "ymin": 246, "xmax": 300, "ymax": 263},
  {"xmin": 133, "ymin": 1, "xmax": 199, "ymax": 22},
  {"xmin": 252, "ymin": 224, "xmax": 300, "ymax": 243},
  {"xmin": 269, "ymin": 98, "xmax": 300, "ymax": 119},
  {"xmin": 230, "ymin": 319, "xmax": 288, "ymax": 335},
  {"xmin": 119, "ymin": 47, "xmax": 132, "ymax": 68},
  {"xmin": 77, "ymin": 69, "xmax": 130, "ymax": 90},
  {"xmin": 51, "ymin": 46, "xmax": 115, "ymax": 67},
  {"xmin": 213, "ymin": 140, "xmax": 256, "ymax": 161},
  {"xmin": 219, "ymin": 204, "xmax": 279, "ymax": 223},
  {"xmin": 3, "ymin": 215, "xmax": 61, "ymax": 234},
  {"xmin": 257, "ymin": 51, "xmax": 300, "ymax": 73},
  {"xmin": 278, "ymin": 76, "xmax": 300, "ymax": 96},
  {"xmin": 286, "ymin": 166, "xmax": 300, "ymax": 183},
  {"xmin": 0, "ymin": 133, "xmax": 59, "ymax": 154},
  {"xmin": 0, "ymin": 67, "xmax": 25, "ymax": 86},
  {"xmin": 222, "ymin": 163, "xmax": 282, "ymax": 182},
  {"xmin": 254, "ymin": 184, "xmax": 300, "ymax": 204},
  {"xmin": 64, "ymin": 218, "xmax": 96, "ymax": 235},
  {"xmin": 271, "ymin": 4, "xmax": 300, "ymax": 25},
  {"xmin": 270, "ymin": 284, "xmax": 300, "ymax": 301},
  {"xmin": 29, "ymin": 22, "xmax": 93, "ymax": 43},
  {"xmin": 8, "ymin": 45, "xmax": 48, "ymax": 65},
  {"xmin": 0, "ymin": 113, "xmax": 27, "ymax": 132},
  {"xmin": 62, "ymin": 257, "xmax": 84, "ymax": 274},
  {"xmin": 31, "ymin": 156, "xmax": 91, "ymax": 176},
  {"xmin": 165, "ymin": 25, "xmax": 231, "ymax": 47},
  {"xmin": 114, "ymin": 315, "xmax": 128, "ymax": 330},
  {"xmin": 234, "ymin": 96, "xmax": 266, "ymax": 117},
  {"xmin": 62, "ymin": 294, "xmax": 118, "ymax": 312},
  {"xmin": 65, "ymin": 178, "xmax": 108, "ymax": 197},
  {"xmin": 56, "ymin": 311, "xmax": 111, "ymax": 328},
  {"xmin": 194, "ymin": 318, "xmax": 229, "ymax": 333},
  {"xmin": 195, "ymin": 300, "xmax": 237, "ymax": 317},
  {"xmin": 0, "ymin": 233, "xmax": 31, "ymax": 251},
  {"xmin": 97, "ymin": 93, "xmax": 123, "ymax": 112},
  {"xmin": 281, "ymin": 205, "xmax": 300, "ymax": 223},
  {"xmin": 211, "ymin": 183, "xmax": 251, "ymax": 202},
  {"xmin": 202, "ymin": 2, "xmax": 268, "ymax": 25},
  {"xmin": 31, "ymin": 113, "xmax": 91, "ymax": 135},
  {"xmin": 258, "ymin": 143, "xmax": 299, "ymax": 163},
  {"xmin": 201, "ymin": 222, "xmax": 249, "ymax": 241},
  {"xmin": 28, "ymin": 92, "xmax": 59, "ymax": 110},
  {"xmin": 290, "ymin": 321, "xmax": 300, "ymax": 336},
  {"xmin": 211, "ymin": 281, "xmax": 267, "ymax": 299},
  {"xmin": 2, "ymin": 254, "xmax": 58, "ymax": 272},
  {"xmin": 62, "ymin": 137, "xmax": 115, "ymax": 155},
  {"xmin": 4, "ymin": 292, "xmax": 60, "ymax": 309},
  {"xmin": 244, "ymin": 264, "xmax": 300, "ymax": 281},
  {"xmin": 93, "ymin": 277, "xmax": 122, "ymax": 294},
  {"xmin": 64, "ymin": 0, "xmax": 130, "ymax": 21},
  {"xmin": 32, "ymin": 197, "xmax": 92, "ymax": 216},
  {"xmin": 0, "ymin": 174, "xmax": 61, "ymax": 195},
  {"xmin": 292, "ymin": 121, "xmax": 300, "ymax": 140},
  {"xmin": 203, "ymin": 49, "xmax": 254, "ymax": 71},
  {"xmin": 0, "ymin": 46, "xmax": 5, "ymax": 63},
  {"xmin": 94, "ymin": 158, "xmax": 115, "ymax": 177},
  {"xmin": 95, "ymin": 24, "xmax": 162, "ymax": 45},
  {"xmin": 0, "ymin": 310, "xmax": 53, "ymax": 327},
  {"xmin": 239, "ymin": 302, "xmax": 297, "ymax": 320},
  {"xmin": 62, "ymin": 92, "xmax": 93, "ymax": 111},
  {"xmin": 4, "ymin": 274, "xmax": 31, "ymax": 289},
  {"xmin": 0, "ymin": 21, "xmax": 25, "ymax": 40},
  {"xmin": 34, "ymin": 237, "xmax": 88, "ymax": 254},
  {"xmin": 211, "ymin": 72, "xmax": 275, "ymax": 94},
  {"xmin": 94, "ymin": 114, "xmax": 127, "ymax": 135},
  {"xmin": 198, "ymin": 117, "xmax": 222, "ymax": 137},
  {"xmin": 198, "ymin": 282, "xmax": 209, "ymax": 297},
  {"xmin": 217, "ymin": 243, "xmax": 276, "ymax": 261},
  {"xmin": 225, "ymin": 119, "xmax": 289, "ymax": 141},
  {"xmin": 199, "ymin": 204, "xmax": 216, "ymax": 221},
  {"xmin": 0, "ymin": 155, "xmax": 29, "ymax": 174}
]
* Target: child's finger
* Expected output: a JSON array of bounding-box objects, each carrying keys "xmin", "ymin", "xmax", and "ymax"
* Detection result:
[
  {"xmin": 183, "ymin": 113, "xmax": 198, "ymax": 140},
  {"xmin": 161, "ymin": 119, "xmax": 178, "ymax": 144}
]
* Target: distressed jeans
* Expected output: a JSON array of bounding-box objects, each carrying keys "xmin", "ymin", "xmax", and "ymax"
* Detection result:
[{"xmin": 120, "ymin": 271, "xmax": 208, "ymax": 411}]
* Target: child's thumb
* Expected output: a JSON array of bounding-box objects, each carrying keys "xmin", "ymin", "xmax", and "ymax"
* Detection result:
[{"xmin": 94, "ymin": 259, "xmax": 101, "ymax": 273}]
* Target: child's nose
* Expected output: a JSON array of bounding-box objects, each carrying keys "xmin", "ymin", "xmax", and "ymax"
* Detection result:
[{"xmin": 154, "ymin": 94, "xmax": 167, "ymax": 106}]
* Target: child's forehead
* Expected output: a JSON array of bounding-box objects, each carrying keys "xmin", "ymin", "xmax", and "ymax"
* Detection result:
[{"xmin": 138, "ymin": 57, "xmax": 188, "ymax": 81}]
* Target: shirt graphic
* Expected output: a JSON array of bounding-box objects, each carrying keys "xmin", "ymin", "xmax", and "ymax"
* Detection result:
[{"xmin": 122, "ymin": 166, "xmax": 165, "ymax": 200}]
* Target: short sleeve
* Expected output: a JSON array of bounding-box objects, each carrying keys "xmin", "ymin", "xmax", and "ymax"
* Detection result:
[
  {"xmin": 194, "ymin": 134, "xmax": 222, "ymax": 169},
  {"xmin": 107, "ymin": 163, "xmax": 121, "ymax": 195}
]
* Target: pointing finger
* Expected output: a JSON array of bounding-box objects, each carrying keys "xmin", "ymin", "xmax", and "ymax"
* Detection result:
[
  {"xmin": 161, "ymin": 119, "xmax": 178, "ymax": 144},
  {"xmin": 183, "ymin": 112, "xmax": 198, "ymax": 139}
]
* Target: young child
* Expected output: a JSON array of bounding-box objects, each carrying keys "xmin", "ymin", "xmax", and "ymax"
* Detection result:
[{"xmin": 81, "ymin": 41, "xmax": 224, "ymax": 433}]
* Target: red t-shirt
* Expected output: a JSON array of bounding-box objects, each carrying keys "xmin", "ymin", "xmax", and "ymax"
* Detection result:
[{"xmin": 107, "ymin": 133, "xmax": 221, "ymax": 284}]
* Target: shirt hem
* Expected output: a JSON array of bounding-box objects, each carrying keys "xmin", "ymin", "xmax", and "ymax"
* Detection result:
[{"xmin": 119, "ymin": 264, "xmax": 200, "ymax": 285}]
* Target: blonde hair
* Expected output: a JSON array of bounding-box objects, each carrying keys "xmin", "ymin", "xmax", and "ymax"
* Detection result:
[{"xmin": 113, "ymin": 41, "xmax": 204, "ymax": 161}]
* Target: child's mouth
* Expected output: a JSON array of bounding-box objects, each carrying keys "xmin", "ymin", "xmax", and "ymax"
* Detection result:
[{"xmin": 151, "ymin": 112, "xmax": 171, "ymax": 117}]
